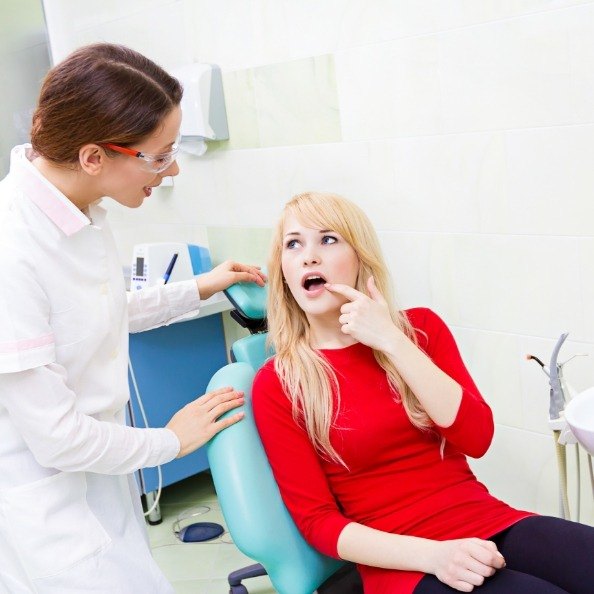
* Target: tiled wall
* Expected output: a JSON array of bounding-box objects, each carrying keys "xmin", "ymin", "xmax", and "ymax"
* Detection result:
[
  {"xmin": 0, "ymin": 2, "xmax": 49, "ymax": 177},
  {"xmin": 42, "ymin": 0, "xmax": 594, "ymax": 523}
]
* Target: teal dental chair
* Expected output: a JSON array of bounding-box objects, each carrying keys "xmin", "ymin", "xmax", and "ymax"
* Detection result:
[{"xmin": 206, "ymin": 281, "xmax": 362, "ymax": 594}]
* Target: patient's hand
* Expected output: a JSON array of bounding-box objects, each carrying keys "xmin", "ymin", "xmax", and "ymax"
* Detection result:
[
  {"xmin": 431, "ymin": 538, "xmax": 505, "ymax": 592},
  {"xmin": 196, "ymin": 260, "xmax": 266, "ymax": 300},
  {"xmin": 325, "ymin": 277, "xmax": 401, "ymax": 353}
]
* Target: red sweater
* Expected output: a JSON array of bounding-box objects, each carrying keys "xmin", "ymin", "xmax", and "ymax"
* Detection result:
[{"xmin": 252, "ymin": 308, "xmax": 533, "ymax": 593}]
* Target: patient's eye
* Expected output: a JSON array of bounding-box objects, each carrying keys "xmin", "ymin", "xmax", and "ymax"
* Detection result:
[
  {"xmin": 285, "ymin": 239, "xmax": 299, "ymax": 249},
  {"xmin": 321, "ymin": 235, "xmax": 337, "ymax": 245}
]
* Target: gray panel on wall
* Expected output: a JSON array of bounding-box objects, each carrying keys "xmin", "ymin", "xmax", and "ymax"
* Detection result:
[{"xmin": 0, "ymin": 1, "xmax": 50, "ymax": 178}]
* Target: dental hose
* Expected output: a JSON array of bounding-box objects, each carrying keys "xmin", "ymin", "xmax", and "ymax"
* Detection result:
[
  {"xmin": 589, "ymin": 454, "xmax": 594, "ymax": 502},
  {"xmin": 575, "ymin": 444, "xmax": 580, "ymax": 523},
  {"xmin": 553, "ymin": 430, "xmax": 571, "ymax": 520}
]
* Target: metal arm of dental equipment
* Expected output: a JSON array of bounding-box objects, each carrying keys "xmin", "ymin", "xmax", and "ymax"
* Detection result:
[{"xmin": 526, "ymin": 332, "xmax": 591, "ymax": 522}]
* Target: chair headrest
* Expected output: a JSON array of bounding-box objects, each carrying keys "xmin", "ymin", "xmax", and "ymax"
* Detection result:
[{"xmin": 224, "ymin": 275, "xmax": 268, "ymax": 333}]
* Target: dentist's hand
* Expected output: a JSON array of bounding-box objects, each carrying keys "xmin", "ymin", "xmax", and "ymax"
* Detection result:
[
  {"xmin": 325, "ymin": 277, "xmax": 401, "ymax": 353},
  {"xmin": 196, "ymin": 260, "xmax": 266, "ymax": 301},
  {"xmin": 167, "ymin": 386, "xmax": 245, "ymax": 457},
  {"xmin": 431, "ymin": 538, "xmax": 506, "ymax": 592}
]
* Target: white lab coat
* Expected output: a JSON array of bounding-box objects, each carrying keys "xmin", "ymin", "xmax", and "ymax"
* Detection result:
[{"xmin": 0, "ymin": 145, "xmax": 203, "ymax": 593}]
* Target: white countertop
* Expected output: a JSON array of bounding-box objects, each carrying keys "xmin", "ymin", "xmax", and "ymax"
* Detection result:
[{"xmin": 186, "ymin": 291, "xmax": 234, "ymax": 321}]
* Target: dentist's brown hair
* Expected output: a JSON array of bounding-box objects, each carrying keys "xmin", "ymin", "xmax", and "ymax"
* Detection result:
[{"xmin": 31, "ymin": 43, "xmax": 182, "ymax": 165}]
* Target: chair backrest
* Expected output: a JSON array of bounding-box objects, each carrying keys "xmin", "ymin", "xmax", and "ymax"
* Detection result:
[{"xmin": 206, "ymin": 282, "xmax": 345, "ymax": 594}]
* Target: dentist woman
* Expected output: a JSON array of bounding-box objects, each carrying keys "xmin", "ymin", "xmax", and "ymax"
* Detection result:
[{"xmin": 0, "ymin": 43, "xmax": 265, "ymax": 593}]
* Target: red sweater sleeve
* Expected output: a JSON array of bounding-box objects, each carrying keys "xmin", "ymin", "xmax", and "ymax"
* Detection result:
[
  {"xmin": 252, "ymin": 364, "xmax": 351, "ymax": 558},
  {"xmin": 407, "ymin": 307, "xmax": 494, "ymax": 458}
]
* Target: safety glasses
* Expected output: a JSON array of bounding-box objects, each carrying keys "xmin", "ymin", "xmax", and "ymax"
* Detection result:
[{"xmin": 101, "ymin": 137, "xmax": 180, "ymax": 174}]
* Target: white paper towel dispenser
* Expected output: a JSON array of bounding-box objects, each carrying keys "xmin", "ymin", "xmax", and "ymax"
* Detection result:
[{"xmin": 172, "ymin": 63, "xmax": 229, "ymax": 155}]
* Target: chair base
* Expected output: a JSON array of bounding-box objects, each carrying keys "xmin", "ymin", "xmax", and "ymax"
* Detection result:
[
  {"xmin": 227, "ymin": 561, "xmax": 363, "ymax": 594},
  {"xmin": 228, "ymin": 563, "xmax": 267, "ymax": 593}
]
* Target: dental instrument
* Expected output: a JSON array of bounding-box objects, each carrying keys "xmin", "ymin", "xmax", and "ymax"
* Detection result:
[
  {"xmin": 162, "ymin": 252, "xmax": 178, "ymax": 285},
  {"xmin": 526, "ymin": 332, "xmax": 591, "ymax": 521}
]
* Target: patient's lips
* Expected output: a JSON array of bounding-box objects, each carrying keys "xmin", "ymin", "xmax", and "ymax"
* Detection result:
[{"xmin": 302, "ymin": 272, "xmax": 327, "ymax": 297}]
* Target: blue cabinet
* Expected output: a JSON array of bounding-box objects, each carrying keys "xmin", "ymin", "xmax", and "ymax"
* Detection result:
[{"xmin": 128, "ymin": 313, "xmax": 228, "ymax": 495}]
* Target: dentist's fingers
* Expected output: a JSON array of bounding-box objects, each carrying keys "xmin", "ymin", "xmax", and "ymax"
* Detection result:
[
  {"xmin": 196, "ymin": 261, "xmax": 266, "ymax": 299},
  {"xmin": 198, "ymin": 386, "xmax": 244, "ymax": 413},
  {"xmin": 167, "ymin": 386, "xmax": 245, "ymax": 458},
  {"xmin": 229, "ymin": 270, "xmax": 266, "ymax": 286},
  {"xmin": 227, "ymin": 262, "xmax": 267, "ymax": 285}
]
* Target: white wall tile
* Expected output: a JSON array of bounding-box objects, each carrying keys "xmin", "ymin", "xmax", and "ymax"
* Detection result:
[
  {"xmin": 276, "ymin": 0, "xmax": 363, "ymax": 59},
  {"xmin": 180, "ymin": 141, "xmax": 400, "ymax": 230},
  {"xmin": 103, "ymin": 185, "xmax": 185, "ymax": 227},
  {"xmin": 505, "ymin": 125, "xmax": 594, "ymax": 236},
  {"xmin": 385, "ymin": 132, "xmax": 508, "ymax": 234},
  {"xmin": 165, "ymin": 151, "xmax": 237, "ymax": 227},
  {"xmin": 578, "ymin": 239, "xmax": 594, "ymax": 343},
  {"xmin": 337, "ymin": 0, "xmax": 594, "ymax": 49},
  {"xmin": 185, "ymin": 0, "xmax": 263, "ymax": 70},
  {"xmin": 335, "ymin": 35, "xmax": 442, "ymax": 141},
  {"xmin": 337, "ymin": 0, "xmax": 443, "ymax": 49},
  {"xmin": 81, "ymin": 2, "xmax": 190, "ymax": 70},
  {"xmin": 84, "ymin": 0, "xmax": 179, "ymax": 29},
  {"xmin": 472, "ymin": 425, "xmax": 591, "ymax": 523},
  {"xmin": 468, "ymin": 425, "xmax": 559, "ymax": 515},
  {"xmin": 378, "ymin": 232, "xmax": 434, "ymax": 309},
  {"xmin": 568, "ymin": 3, "xmax": 594, "ymax": 122},
  {"xmin": 439, "ymin": 11, "xmax": 574, "ymax": 133},
  {"xmin": 451, "ymin": 327, "xmax": 524, "ymax": 429},
  {"xmin": 429, "ymin": 234, "xmax": 582, "ymax": 338},
  {"xmin": 431, "ymin": 0, "xmax": 593, "ymax": 33},
  {"xmin": 43, "ymin": 0, "xmax": 181, "ymax": 63},
  {"xmin": 281, "ymin": 141, "xmax": 397, "ymax": 230},
  {"xmin": 108, "ymin": 221, "xmax": 208, "ymax": 266}
]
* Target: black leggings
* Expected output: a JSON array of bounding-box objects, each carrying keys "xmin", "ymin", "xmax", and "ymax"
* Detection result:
[{"xmin": 414, "ymin": 516, "xmax": 594, "ymax": 594}]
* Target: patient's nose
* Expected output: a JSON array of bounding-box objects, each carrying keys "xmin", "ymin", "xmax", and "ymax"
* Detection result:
[{"xmin": 303, "ymin": 250, "xmax": 320, "ymax": 266}]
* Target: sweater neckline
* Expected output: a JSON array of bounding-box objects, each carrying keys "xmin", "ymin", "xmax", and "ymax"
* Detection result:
[{"xmin": 317, "ymin": 341, "xmax": 371, "ymax": 360}]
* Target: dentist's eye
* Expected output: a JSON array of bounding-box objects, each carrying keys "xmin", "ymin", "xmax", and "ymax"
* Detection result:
[{"xmin": 321, "ymin": 235, "xmax": 337, "ymax": 245}]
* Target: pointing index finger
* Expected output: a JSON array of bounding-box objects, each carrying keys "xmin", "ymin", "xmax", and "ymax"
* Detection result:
[{"xmin": 324, "ymin": 283, "xmax": 365, "ymax": 301}]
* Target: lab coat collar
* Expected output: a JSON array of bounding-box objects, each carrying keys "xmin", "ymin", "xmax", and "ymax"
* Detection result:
[{"xmin": 11, "ymin": 144, "xmax": 93, "ymax": 237}]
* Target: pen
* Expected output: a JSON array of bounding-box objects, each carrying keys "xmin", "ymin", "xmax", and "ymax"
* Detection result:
[{"xmin": 162, "ymin": 253, "xmax": 178, "ymax": 284}]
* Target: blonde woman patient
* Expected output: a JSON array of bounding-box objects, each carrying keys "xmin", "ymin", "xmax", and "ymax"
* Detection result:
[{"xmin": 252, "ymin": 191, "xmax": 594, "ymax": 594}]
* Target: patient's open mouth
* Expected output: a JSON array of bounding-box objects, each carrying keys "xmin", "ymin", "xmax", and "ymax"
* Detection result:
[{"xmin": 303, "ymin": 275, "xmax": 327, "ymax": 292}]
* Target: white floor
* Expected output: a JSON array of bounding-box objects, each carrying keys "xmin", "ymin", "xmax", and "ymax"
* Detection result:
[{"xmin": 147, "ymin": 472, "xmax": 276, "ymax": 594}]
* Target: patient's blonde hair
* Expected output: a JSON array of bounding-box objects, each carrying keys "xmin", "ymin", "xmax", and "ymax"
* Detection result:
[{"xmin": 267, "ymin": 192, "xmax": 431, "ymax": 465}]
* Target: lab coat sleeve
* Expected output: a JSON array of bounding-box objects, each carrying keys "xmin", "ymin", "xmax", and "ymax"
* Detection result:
[
  {"xmin": 127, "ymin": 279, "xmax": 202, "ymax": 333},
  {"xmin": 0, "ymin": 362, "xmax": 180, "ymax": 473},
  {"xmin": 0, "ymin": 244, "xmax": 55, "ymax": 373}
]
